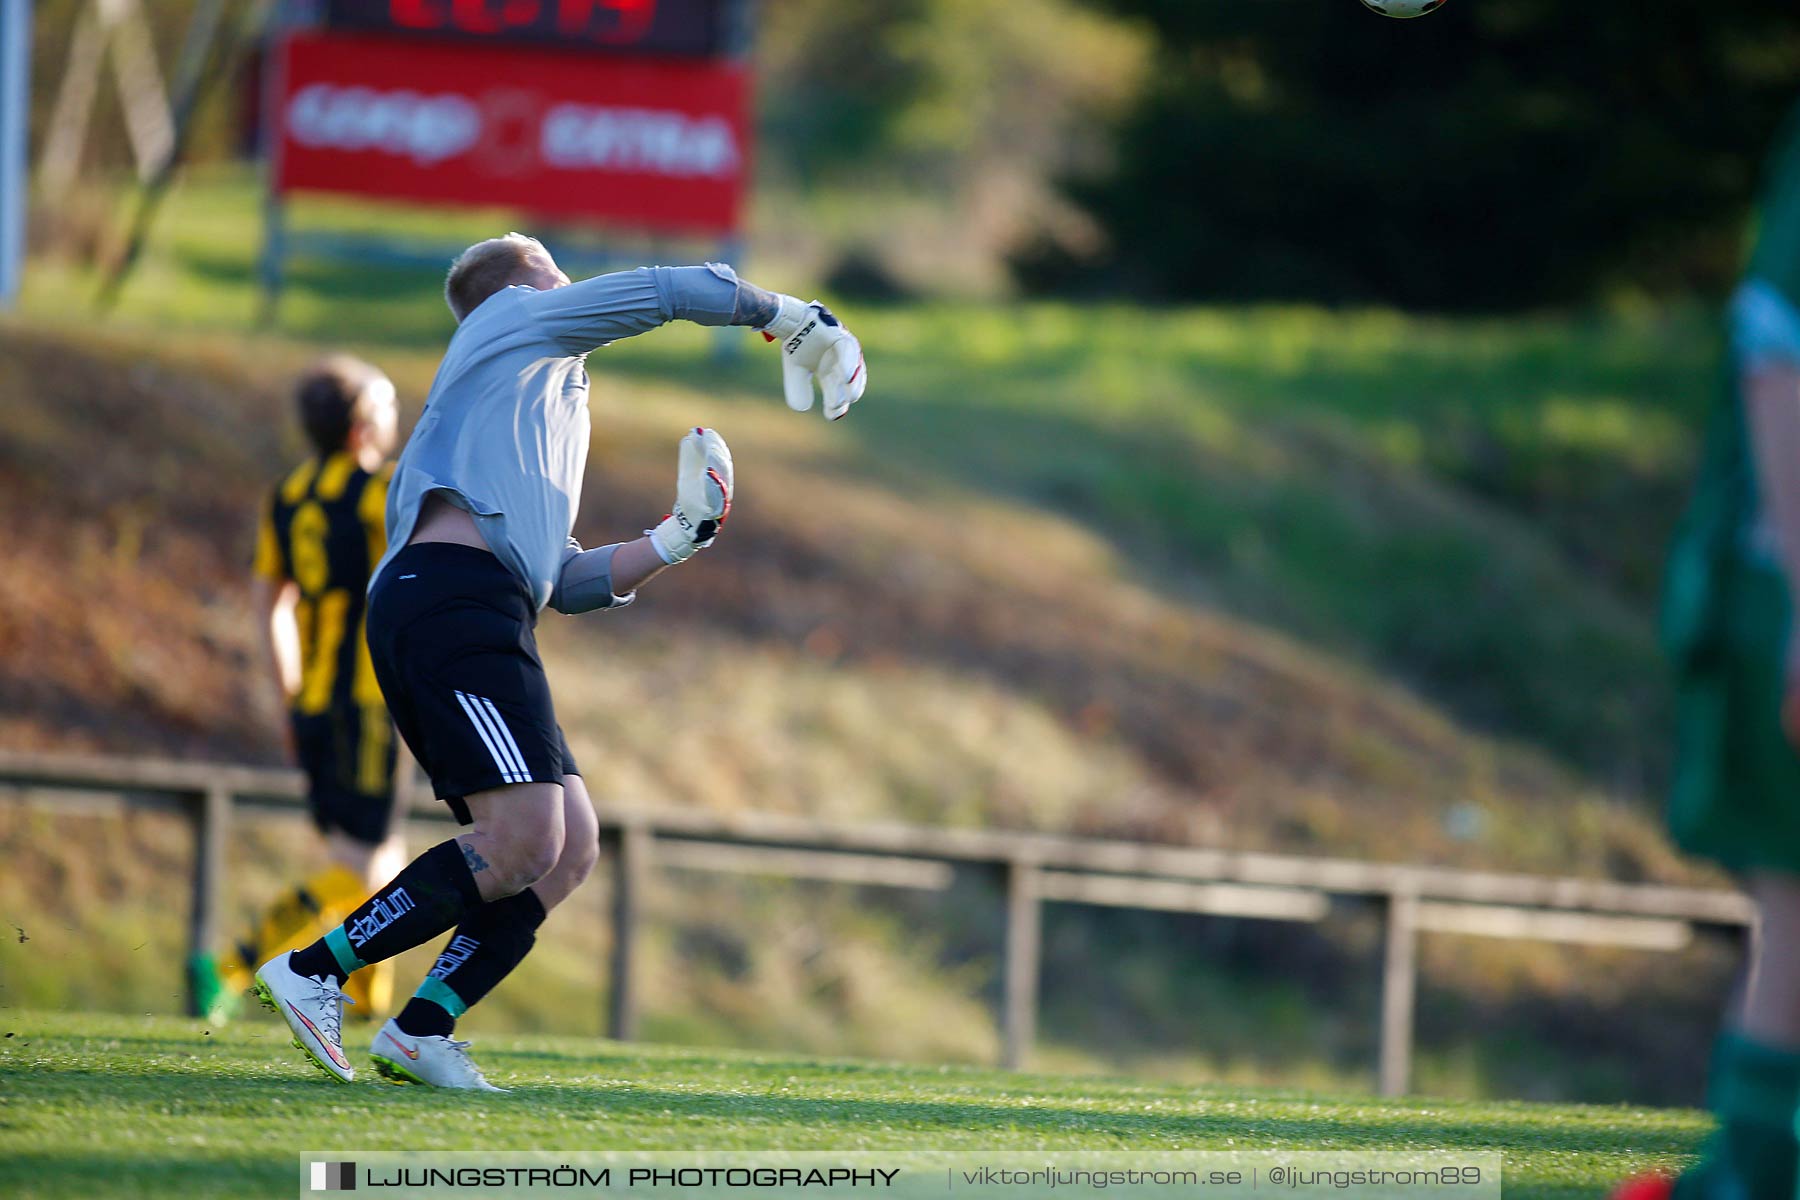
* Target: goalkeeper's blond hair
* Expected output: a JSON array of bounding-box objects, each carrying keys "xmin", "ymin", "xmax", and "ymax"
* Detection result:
[{"xmin": 445, "ymin": 233, "xmax": 548, "ymax": 323}]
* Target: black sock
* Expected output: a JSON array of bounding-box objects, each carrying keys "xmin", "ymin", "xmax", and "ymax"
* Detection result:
[
  {"xmin": 288, "ymin": 840, "xmax": 483, "ymax": 982},
  {"xmin": 396, "ymin": 889, "xmax": 548, "ymax": 1037},
  {"xmin": 288, "ymin": 939, "xmax": 343, "ymax": 984}
]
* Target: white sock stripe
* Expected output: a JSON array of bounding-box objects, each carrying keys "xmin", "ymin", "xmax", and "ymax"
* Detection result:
[
  {"xmin": 454, "ymin": 691, "xmax": 520, "ymax": 783},
  {"xmin": 477, "ymin": 696, "xmax": 533, "ymax": 783}
]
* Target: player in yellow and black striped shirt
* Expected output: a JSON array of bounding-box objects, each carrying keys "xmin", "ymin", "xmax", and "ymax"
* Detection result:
[{"xmin": 207, "ymin": 356, "xmax": 405, "ymax": 1021}]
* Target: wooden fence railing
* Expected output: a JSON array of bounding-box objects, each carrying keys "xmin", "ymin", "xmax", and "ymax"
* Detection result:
[{"xmin": 0, "ymin": 748, "xmax": 1755, "ymax": 1095}]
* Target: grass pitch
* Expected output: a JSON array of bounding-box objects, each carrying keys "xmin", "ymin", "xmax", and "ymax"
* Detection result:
[{"xmin": 1, "ymin": 1011, "xmax": 1702, "ymax": 1199}]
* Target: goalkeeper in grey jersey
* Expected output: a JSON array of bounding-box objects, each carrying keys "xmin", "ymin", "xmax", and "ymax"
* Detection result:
[{"xmin": 255, "ymin": 234, "xmax": 866, "ymax": 1088}]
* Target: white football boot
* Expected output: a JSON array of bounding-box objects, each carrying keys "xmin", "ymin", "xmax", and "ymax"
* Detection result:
[
  {"xmin": 252, "ymin": 951, "xmax": 355, "ymax": 1083},
  {"xmin": 370, "ymin": 1018, "xmax": 507, "ymax": 1091}
]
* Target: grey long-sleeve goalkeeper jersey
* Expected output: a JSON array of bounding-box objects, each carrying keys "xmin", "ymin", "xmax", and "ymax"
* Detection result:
[{"xmin": 376, "ymin": 263, "xmax": 746, "ymax": 613}]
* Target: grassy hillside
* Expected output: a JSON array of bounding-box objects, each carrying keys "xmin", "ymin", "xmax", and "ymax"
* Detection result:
[
  {"xmin": 0, "ymin": 167, "xmax": 1742, "ymax": 1103},
  {"xmin": 0, "ymin": 308, "xmax": 1708, "ymax": 870},
  {"xmin": 24, "ymin": 168, "xmax": 1719, "ymax": 804},
  {"xmin": 0, "ymin": 1010, "xmax": 1707, "ymax": 1200}
]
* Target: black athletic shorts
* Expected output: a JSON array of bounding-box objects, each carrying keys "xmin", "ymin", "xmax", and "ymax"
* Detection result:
[
  {"xmin": 365, "ymin": 542, "xmax": 580, "ymax": 824},
  {"xmin": 289, "ymin": 705, "xmax": 398, "ymax": 847}
]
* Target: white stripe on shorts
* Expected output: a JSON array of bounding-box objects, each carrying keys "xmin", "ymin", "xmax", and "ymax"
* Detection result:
[
  {"xmin": 477, "ymin": 696, "xmax": 532, "ymax": 784},
  {"xmin": 477, "ymin": 695, "xmax": 533, "ymax": 783},
  {"xmin": 454, "ymin": 690, "xmax": 528, "ymax": 784}
]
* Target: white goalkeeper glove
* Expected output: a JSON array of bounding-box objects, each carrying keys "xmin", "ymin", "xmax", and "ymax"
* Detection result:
[
  {"xmin": 761, "ymin": 295, "xmax": 867, "ymax": 420},
  {"xmin": 648, "ymin": 427, "xmax": 734, "ymax": 564}
]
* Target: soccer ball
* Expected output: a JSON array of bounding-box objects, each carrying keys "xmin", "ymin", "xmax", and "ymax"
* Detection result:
[{"xmin": 1360, "ymin": 0, "xmax": 1445, "ymax": 16}]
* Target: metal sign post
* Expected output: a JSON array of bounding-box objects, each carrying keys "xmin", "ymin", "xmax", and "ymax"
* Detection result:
[{"xmin": 0, "ymin": 0, "xmax": 31, "ymax": 310}]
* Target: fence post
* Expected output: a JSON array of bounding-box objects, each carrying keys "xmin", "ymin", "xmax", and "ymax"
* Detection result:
[
  {"xmin": 1378, "ymin": 888, "xmax": 1419, "ymax": 1097},
  {"xmin": 1001, "ymin": 856, "xmax": 1042, "ymax": 1071},
  {"xmin": 607, "ymin": 822, "xmax": 651, "ymax": 1042},
  {"xmin": 186, "ymin": 783, "xmax": 230, "ymax": 1017}
]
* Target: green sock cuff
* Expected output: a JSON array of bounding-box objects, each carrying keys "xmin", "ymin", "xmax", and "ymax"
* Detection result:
[
  {"xmin": 413, "ymin": 974, "xmax": 469, "ymax": 1019},
  {"xmin": 1711, "ymin": 1033, "xmax": 1800, "ymax": 1126},
  {"xmin": 323, "ymin": 926, "xmax": 367, "ymax": 978}
]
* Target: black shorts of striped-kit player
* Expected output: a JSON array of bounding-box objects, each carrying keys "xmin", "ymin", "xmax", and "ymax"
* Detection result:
[{"xmin": 366, "ymin": 543, "xmax": 581, "ymax": 819}]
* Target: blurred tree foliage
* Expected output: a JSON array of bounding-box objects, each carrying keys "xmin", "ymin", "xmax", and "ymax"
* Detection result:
[
  {"xmin": 1040, "ymin": 0, "xmax": 1800, "ymax": 308},
  {"xmin": 755, "ymin": 0, "xmax": 1149, "ymax": 295},
  {"xmin": 27, "ymin": 0, "xmax": 1149, "ymax": 296},
  {"xmin": 25, "ymin": 0, "xmax": 242, "ymax": 167},
  {"xmin": 33, "ymin": 1, "xmax": 1800, "ymax": 308},
  {"xmin": 25, "ymin": 0, "xmax": 246, "ymax": 263}
]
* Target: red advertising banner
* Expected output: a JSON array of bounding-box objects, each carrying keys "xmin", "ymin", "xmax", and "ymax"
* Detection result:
[{"xmin": 273, "ymin": 32, "xmax": 749, "ymax": 235}]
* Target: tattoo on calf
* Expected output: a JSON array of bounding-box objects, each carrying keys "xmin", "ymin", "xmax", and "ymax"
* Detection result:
[{"xmin": 460, "ymin": 841, "xmax": 490, "ymax": 874}]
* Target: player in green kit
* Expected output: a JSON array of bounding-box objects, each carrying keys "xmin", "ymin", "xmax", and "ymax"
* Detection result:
[{"xmin": 1618, "ymin": 100, "xmax": 1800, "ymax": 1200}]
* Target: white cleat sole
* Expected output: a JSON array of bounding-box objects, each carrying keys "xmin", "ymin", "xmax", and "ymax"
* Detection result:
[{"xmin": 251, "ymin": 971, "xmax": 354, "ymax": 1084}]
